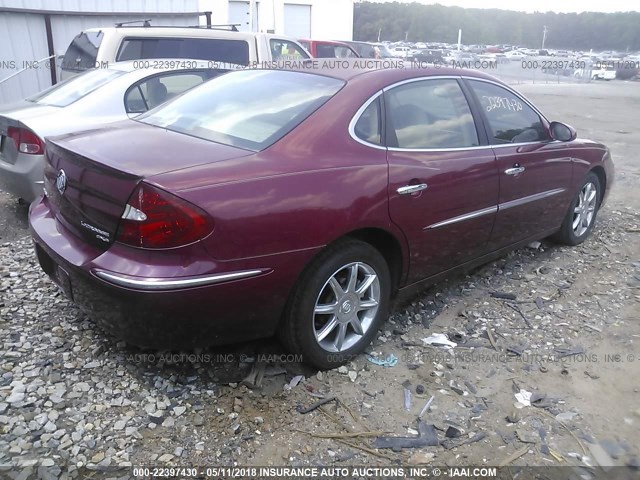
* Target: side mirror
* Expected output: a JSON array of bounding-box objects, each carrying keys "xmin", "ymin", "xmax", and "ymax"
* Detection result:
[{"xmin": 549, "ymin": 121, "xmax": 577, "ymax": 142}]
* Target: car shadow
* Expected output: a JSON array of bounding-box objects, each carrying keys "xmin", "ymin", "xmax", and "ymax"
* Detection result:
[{"xmin": 0, "ymin": 191, "xmax": 30, "ymax": 242}]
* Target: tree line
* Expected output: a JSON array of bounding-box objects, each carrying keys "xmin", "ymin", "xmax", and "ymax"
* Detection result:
[{"xmin": 353, "ymin": 2, "xmax": 640, "ymax": 51}]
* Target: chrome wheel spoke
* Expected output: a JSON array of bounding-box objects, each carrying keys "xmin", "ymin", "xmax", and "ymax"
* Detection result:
[
  {"xmin": 572, "ymin": 214, "xmax": 581, "ymax": 230},
  {"xmin": 350, "ymin": 317, "xmax": 364, "ymax": 336},
  {"xmin": 315, "ymin": 302, "xmax": 338, "ymax": 315},
  {"xmin": 359, "ymin": 298, "xmax": 379, "ymax": 310},
  {"xmin": 356, "ymin": 273, "xmax": 376, "ymax": 297},
  {"xmin": 329, "ymin": 277, "xmax": 345, "ymax": 297},
  {"xmin": 316, "ymin": 316, "xmax": 338, "ymax": 342},
  {"xmin": 346, "ymin": 264, "xmax": 359, "ymax": 293},
  {"xmin": 335, "ymin": 323, "xmax": 347, "ymax": 351}
]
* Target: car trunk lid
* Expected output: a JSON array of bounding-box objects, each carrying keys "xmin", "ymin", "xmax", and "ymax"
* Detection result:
[{"xmin": 43, "ymin": 121, "xmax": 252, "ymax": 249}]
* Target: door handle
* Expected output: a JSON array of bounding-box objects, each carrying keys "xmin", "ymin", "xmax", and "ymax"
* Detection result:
[
  {"xmin": 397, "ymin": 183, "xmax": 428, "ymax": 195},
  {"xmin": 505, "ymin": 166, "xmax": 525, "ymax": 175}
]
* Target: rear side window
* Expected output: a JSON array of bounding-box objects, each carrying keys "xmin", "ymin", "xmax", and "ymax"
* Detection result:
[
  {"xmin": 467, "ymin": 80, "xmax": 549, "ymax": 144},
  {"xmin": 117, "ymin": 38, "xmax": 250, "ymax": 65},
  {"xmin": 138, "ymin": 70, "xmax": 344, "ymax": 151},
  {"xmin": 124, "ymin": 71, "xmax": 210, "ymax": 114},
  {"xmin": 385, "ymin": 79, "xmax": 479, "ymax": 149},
  {"xmin": 354, "ymin": 97, "xmax": 382, "ymax": 145},
  {"xmin": 27, "ymin": 68, "xmax": 125, "ymax": 107},
  {"xmin": 61, "ymin": 31, "xmax": 104, "ymax": 72}
]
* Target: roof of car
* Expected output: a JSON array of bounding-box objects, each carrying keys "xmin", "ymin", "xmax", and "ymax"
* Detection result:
[
  {"xmin": 267, "ymin": 59, "xmax": 502, "ymax": 84},
  {"xmin": 82, "ymin": 26, "xmax": 298, "ymax": 41}
]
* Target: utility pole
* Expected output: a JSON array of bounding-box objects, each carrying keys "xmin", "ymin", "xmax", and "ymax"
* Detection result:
[
  {"xmin": 541, "ymin": 25, "xmax": 548, "ymax": 49},
  {"xmin": 405, "ymin": 31, "xmax": 408, "ymax": 42},
  {"xmin": 378, "ymin": 27, "xmax": 381, "ymax": 42}
]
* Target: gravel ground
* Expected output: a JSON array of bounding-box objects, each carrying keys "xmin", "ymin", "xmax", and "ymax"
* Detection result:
[{"xmin": 0, "ymin": 81, "xmax": 639, "ymax": 479}]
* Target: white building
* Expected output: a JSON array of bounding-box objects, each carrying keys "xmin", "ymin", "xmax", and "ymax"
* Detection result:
[
  {"xmin": 203, "ymin": 0, "xmax": 354, "ymax": 40},
  {"xmin": 0, "ymin": 0, "xmax": 354, "ymax": 104}
]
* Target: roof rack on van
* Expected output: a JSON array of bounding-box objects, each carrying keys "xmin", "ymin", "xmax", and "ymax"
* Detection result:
[
  {"xmin": 115, "ymin": 19, "xmax": 151, "ymax": 27},
  {"xmin": 113, "ymin": 22, "xmax": 240, "ymax": 32}
]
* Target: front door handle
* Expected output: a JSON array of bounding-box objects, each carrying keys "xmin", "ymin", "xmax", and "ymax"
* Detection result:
[
  {"xmin": 505, "ymin": 166, "xmax": 525, "ymax": 175},
  {"xmin": 397, "ymin": 183, "xmax": 428, "ymax": 195}
]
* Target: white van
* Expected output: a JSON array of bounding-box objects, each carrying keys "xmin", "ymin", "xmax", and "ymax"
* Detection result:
[{"xmin": 61, "ymin": 26, "xmax": 311, "ymax": 79}]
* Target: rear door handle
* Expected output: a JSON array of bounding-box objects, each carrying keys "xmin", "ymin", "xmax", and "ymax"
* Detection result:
[
  {"xmin": 397, "ymin": 183, "xmax": 428, "ymax": 195},
  {"xmin": 505, "ymin": 166, "xmax": 525, "ymax": 175}
]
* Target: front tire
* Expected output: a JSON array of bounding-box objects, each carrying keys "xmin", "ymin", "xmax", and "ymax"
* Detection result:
[
  {"xmin": 552, "ymin": 172, "xmax": 601, "ymax": 246},
  {"xmin": 278, "ymin": 239, "xmax": 391, "ymax": 369}
]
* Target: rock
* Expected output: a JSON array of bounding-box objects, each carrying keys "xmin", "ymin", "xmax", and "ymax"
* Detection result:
[
  {"xmin": 555, "ymin": 412, "xmax": 578, "ymax": 422},
  {"xmin": 348, "ymin": 371, "xmax": 357, "ymax": 382},
  {"xmin": 408, "ymin": 452, "xmax": 435, "ymax": 465},
  {"xmin": 158, "ymin": 453, "xmax": 174, "ymax": 462},
  {"xmin": 91, "ymin": 452, "xmax": 105, "ymax": 463},
  {"xmin": 162, "ymin": 417, "xmax": 175, "ymax": 428},
  {"xmin": 193, "ymin": 414, "xmax": 204, "ymax": 426},
  {"xmin": 6, "ymin": 391, "xmax": 25, "ymax": 404},
  {"xmin": 254, "ymin": 416, "xmax": 264, "ymax": 424},
  {"xmin": 337, "ymin": 366, "xmax": 348, "ymax": 374},
  {"xmin": 174, "ymin": 447, "xmax": 184, "ymax": 457},
  {"xmin": 173, "ymin": 406, "xmax": 186, "ymax": 417}
]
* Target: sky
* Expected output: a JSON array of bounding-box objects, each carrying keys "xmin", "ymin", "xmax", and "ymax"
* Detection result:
[{"xmin": 362, "ymin": 0, "xmax": 640, "ymax": 14}]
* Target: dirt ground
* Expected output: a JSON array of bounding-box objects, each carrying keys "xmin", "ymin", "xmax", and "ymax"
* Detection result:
[{"xmin": 1, "ymin": 80, "xmax": 639, "ymax": 478}]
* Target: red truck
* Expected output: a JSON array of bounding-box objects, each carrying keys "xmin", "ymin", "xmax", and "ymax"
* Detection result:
[{"xmin": 298, "ymin": 39, "xmax": 360, "ymax": 58}]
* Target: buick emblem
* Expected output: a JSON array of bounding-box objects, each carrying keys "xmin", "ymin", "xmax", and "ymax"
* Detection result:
[{"xmin": 56, "ymin": 169, "xmax": 67, "ymax": 195}]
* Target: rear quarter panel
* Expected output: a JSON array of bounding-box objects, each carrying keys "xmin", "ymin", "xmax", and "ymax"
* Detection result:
[{"xmin": 149, "ymin": 78, "xmax": 407, "ymax": 264}]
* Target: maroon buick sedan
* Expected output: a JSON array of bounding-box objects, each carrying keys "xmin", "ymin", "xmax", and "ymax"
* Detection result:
[{"xmin": 30, "ymin": 63, "xmax": 613, "ymax": 368}]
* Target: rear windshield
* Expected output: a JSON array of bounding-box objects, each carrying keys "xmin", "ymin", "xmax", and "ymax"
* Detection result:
[
  {"xmin": 61, "ymin": 31, "xmax": 104, "ymax": 72},
  {"xmin": 27, "ymin": 69, "xmax": 125, "ymax": 107},
  {"xmin": 138, "ymin": 70, "xmax": 344, "ymax": 151},
  {"xmin": 117, "ymin": 38, "xmax": 250, "ymax": 66}
]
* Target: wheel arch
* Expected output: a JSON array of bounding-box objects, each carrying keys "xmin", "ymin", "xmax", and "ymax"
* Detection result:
[
  {"xmin": 590, "ymin": 165, "xmax": 607, "ymax": 204},
  {"xmin": 343, "ymin": 227, "xmax": 405, "ymax": 295}
]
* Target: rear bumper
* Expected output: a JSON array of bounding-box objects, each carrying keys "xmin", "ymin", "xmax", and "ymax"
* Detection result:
[
  {"xmin": 0, "ymin": 152, "xmax": 44, "ymax": 202},
  {"xmin": 29, "ymin": 196, "xmax": 312, "ymax": 349}
]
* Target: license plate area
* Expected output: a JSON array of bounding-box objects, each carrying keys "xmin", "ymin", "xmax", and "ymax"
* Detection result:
[{"xmin": 35, "ymin": 243, "xmax": 74, "ymax": 300}]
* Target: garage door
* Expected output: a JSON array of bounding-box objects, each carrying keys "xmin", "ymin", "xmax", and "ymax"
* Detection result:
[
  {"xmin": 229, "ymin": 1, "xmax": 259, "ymax": 32},
  {"xmin": 283, "ymin": 4, "xmax": 311, "ymax": 38}
]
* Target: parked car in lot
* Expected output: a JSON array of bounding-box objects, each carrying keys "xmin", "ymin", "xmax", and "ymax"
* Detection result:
[
  {"xmin": 410, "ymin": 49, "xmax": 445, "ymax": 64},
  {"xmin": 340, "ymin": 41, "xmax": 394, "ymax": 59},
  {"xmin": 590, "ymin": 64, "xmax": 617, "ymax": 80},
  {"xmin": 60, "ymin": 25, "xmax": 309, "ymax": 79},
  {"xmin": 0, "ymin": 60, "xmax": 233, "ymax": 202},
  {"xmin": 298, "ymin": 39, "xmax": 359, "ymax": 58},
  {"xmin": 30, "ymin": 63, "xmax": 613, "ymax": 368}
]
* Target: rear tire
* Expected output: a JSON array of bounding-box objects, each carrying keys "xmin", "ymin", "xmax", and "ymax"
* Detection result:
[
  {"xmin": 278, "ymin": 239, "xmax": 391, "ymax": 369},
  {"xmin": 552, "ymin": 172, "xmax": 601, "ymax": 246}
]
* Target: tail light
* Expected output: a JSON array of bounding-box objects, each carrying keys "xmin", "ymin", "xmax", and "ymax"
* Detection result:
[
  {"xmin": 7, "ymin": 126, "xmax": 45, "ymax": 155},
  {"xmin": 116, "ymin": 182, "xmax": 213, "ymax": 249}
]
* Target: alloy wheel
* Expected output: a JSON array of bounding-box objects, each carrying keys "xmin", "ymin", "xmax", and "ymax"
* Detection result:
[
  {"xmin": 313, "ymin": 262, "xmax": 380, "ymax": 352},
  {"xmin": 572, "ymin": 181, "xmax": 598, "ymax": 237}
]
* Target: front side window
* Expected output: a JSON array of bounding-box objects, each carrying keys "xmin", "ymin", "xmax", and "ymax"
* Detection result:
[
  {"xmin": 27, "ymin": 68, "xmax": 125, "ymax": 107},
  {"xmin": 385, "ymin": 78, "xmax": 479, "ymax": 149},
  {"xmin": 117, "ymin": 38, "xmax": 250, "ymax": 65},
  {"xmin": 138, "ymin": 70, "xmax": 344, "ymax": 151},
  {"xmin": 270, "ymin": 39, "xmax": 309, "ymax": 60},
  {"xmin": 468, "ymin": 80, "xmax": 549, "ymax": 144}
]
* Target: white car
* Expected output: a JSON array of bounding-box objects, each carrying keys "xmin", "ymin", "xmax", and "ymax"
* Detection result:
[
  {"xmin": 504, "ymin": 50, "xmax": 527, "ymax": 60},
  {"xmin": 391, "ymin": 46, "xmax": 411, "ymax": 58},
  {"xmin": 591, "ymin": 66, "xmax": 617, "ymax": 80},
  {"xmin": 0, "ymin": 60, "xmax": 235, "ymax": 202},
  {"xmin": 60, "ymin": 26, "xmax": 310, "ymax": 80}
]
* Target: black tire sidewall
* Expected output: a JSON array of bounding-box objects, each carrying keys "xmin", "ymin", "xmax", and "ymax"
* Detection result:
[{"xmin": 289, "ymin": 240, "xmax": 391, "ymax": 369}]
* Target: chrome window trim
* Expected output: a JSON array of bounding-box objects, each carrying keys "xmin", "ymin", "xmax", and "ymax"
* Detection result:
[
  {"xmin": 425, "ymin": 206, "xmax": 497, "ymax": 230},
  {"xmin": 92, "ymin": 268, "xmax": 269, "ymax": 291},
  {"xmin": 498, "ymin": 188, "xmax": 566, "ymax": 210},
  {"xmin": 348, "ymin": 74, "xmax": 556, "ymax": 153},
  {"xmin": 347, "ymin": 90, "xmax": 387, "ymax": 151}
]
